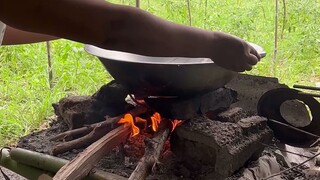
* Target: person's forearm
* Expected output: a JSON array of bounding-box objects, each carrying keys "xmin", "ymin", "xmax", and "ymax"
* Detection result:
[
  {"xmin": 101, "ymin": 6, "xmax": 215, "ymax": 58},
  {"xmin": 0, "ymin": 0, "xmax": 260, "ymax": 72},
  {"xmin": 3, "ymin": 26, "xmax": 58, "ymax": 45},
  {"xmin": 0, "ymin": 0, "xmax": 112, "ymax": 45},
  {"xmin": 0, "ymin": 0, "xmax": 214, "ymax": 58}
]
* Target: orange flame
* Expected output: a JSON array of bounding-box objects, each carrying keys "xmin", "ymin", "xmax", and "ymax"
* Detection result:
[
  {"xmin": 171, "ymin": 120, "xmax": 183, "ymax": 132},
  {"xmin": 151, "ymin": 112, "xmax": 161, "ymax": 132},
  {"xmin": 118, "ymin": 114, "xmax": 140, "ymax": 137}
]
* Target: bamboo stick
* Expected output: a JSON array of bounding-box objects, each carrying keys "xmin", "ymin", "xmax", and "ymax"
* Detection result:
[
  {"xmin": 0, "ymin": 148, "xmax": 54, "ymax": 180},
  {"xmin": 9, "ymin": 148, "xmax": 126, "ymax": 180}
]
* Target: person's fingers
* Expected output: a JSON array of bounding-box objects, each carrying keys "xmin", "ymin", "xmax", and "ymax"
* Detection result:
[
  {"xmin": 249, "ymin": 46, "xmax": 261, "ymax": 60},
  {"xmin": 244, "ymin": 64, "xmax": 253, "ymax": 71},
  {"xmin": 234, "ymin": 63, "xmax": 247, "ymax": 72},
  {"xmin": 247, "ymin": 54, "xmax": 259, "ymax": 65}
]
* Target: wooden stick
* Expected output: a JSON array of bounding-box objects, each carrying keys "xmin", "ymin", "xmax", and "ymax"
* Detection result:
[
  {"xmin": 51, "ymin": 106, "xmax": 147, "ymax": 155},
  {"xmin": 53, "ymin": 125, "xmax": 131, "ymax": 180},
  {"xmin": 50, "ymin": 125, "xmax": 94, "ymax": 141},
  {"xmin": 293, "ymin": 84, "xmax": 320, "ymax": 92},
  {"xmin": 51, "ymin": 106, "xmax": 147, "ymax": 142},
  {"xmin": 268, "ymin": 119, "xmax": 320, "ymax": 139},
  {"xmin": 52, "ymin": 124, "xmax": 112, "ymax": 155},
  {"xmin": 129, "ymin": 122, "xmax": 170, "ymax": 180}
]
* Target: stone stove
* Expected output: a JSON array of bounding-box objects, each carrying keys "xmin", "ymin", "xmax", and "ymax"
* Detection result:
[{"xmin": 15, "ymin": 74, "xmax": 291, "ymax": 179}]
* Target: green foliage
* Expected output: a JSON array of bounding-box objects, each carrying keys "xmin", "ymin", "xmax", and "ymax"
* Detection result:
[
  {"xmin": 0, "ymin": 0, "xmax": 319, "ymax": 145},
  {"xmin": 0, "ymin": 41, "xmax": 111, "ymax": 145}
]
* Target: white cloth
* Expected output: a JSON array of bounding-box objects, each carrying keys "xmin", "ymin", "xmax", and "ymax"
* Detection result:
[{"xmin": 0, "ymin": 21, "xmax": 6, "ymax": 45}]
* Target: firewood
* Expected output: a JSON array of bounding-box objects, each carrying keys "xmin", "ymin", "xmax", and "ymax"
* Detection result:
[
  {"xmin": 51, "ymin": 106, "xmax": 147, "ymax": 155},
  {"xmin": 52, "ymin": 123, "xmax": 111, "ymax": 155},
  {"xmin": 129, "ymin": 121, "xmax": 171, "ymax": 180},
  {"xmin": 51, "ymin": 106, "xmax": 147, "ymax": 141},
  {"xmin": 53, "ymin": 124, "xmax": 131, "ymax": 180},
  {"xmin": 9, "ymin": 148, "xmax": 126, "ymax": 180}
]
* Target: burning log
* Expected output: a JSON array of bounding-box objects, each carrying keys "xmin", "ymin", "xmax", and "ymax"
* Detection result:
[
  {"xmin": 51, "ymin": 106, "xmax": 147, "ymax": 155},
  {"xmin": 53, "ymin": 124, "xmax": 131, "ymax": 180},
  {"xmin": 129, "ymin": 120, "xmax": 172, "ymax": 180}
]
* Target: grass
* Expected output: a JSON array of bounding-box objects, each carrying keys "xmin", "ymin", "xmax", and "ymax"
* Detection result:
[{"xmin": 0, "ymin": 0, "xmax": 319, "ymax": 145}]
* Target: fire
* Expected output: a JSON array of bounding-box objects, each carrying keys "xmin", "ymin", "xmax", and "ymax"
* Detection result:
[
  {"xmin": 171, "ymin": 119, "xmax": 183, "ymax": 132},
  {"xmin": 118, "ymin": 114, "xmax": 140, "ymax": 137},
  {"xmin": 118, "ymin": 112, "xmax": 183, "ymax": 136},
  {"xmin": 151, "ymin": 112, "xmax": 161, "ymax": 132}
]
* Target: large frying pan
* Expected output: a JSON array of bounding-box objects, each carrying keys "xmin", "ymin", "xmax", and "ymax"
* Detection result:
[{"xmin": 85, "ymin": 43, "xmax": 266, "ymax": 97}]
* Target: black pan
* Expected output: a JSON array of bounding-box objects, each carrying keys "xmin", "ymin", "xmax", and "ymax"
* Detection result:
[{"xmin": 85, "ymin": 43, "xmax": 266, "ymax": 97}]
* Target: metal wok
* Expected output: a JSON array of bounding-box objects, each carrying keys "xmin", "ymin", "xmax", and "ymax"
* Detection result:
[{"xmin": 85, "ymin": 43, "xmax": 266, "ymax": 97}]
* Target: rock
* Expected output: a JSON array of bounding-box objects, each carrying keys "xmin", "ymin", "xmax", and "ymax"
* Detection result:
[
  {"xmin": 226, "ymin": 74, "xmax": 287, "ymax": 114},
  {"xmin": 52, "ymin": 81, "xmax": 131, "ymax": 129},
  {"xmin": 92, "ymin": 80, "xmax": 129, "ymax": 106},
  {"xmin": 216, "ymin": 107, "xmax": 253, "ymax": 123},
  {"xmin": 170, "ymin": 115, "xmax": 273, "ymax": 179},
  {"xmin": 145, "ymin": 88, "xmax": 237, "ymax": 120}
]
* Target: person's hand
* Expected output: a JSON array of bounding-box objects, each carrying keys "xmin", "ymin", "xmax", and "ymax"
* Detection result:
[{"xmin": 210, "ymin": 32, "xmax": 261, "ymax": 72}]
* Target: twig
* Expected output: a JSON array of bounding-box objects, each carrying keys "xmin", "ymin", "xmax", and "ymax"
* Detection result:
[
  {"xmin": 46, "ymin": 41, "xmax": 53, "ymax": 89},
  {"xmin": 51, "ymin": 106, "xmax": 147, "ymax": 141},
  {"xmin": 272, "ymin": 0, "xmax": 279, "ymax": 75},
  {"xmin": 293, "ymin": 84, "xmax": 320, "ymax": 92},
  {"xmin": 280, "ymin": 0, "xmax": 286, "ymax": 39},
  {"xmin": 51, "ymin": 106, "xmax": 147, "ymax": 155},
  {"xmin": 298, "ymin": 92, "xmax": 320, "ymax": 98},
  {"xmin": 52, "ymin": 124, "xmax": 112, "ymax": 155},
  {"xmin": 259, "ymin": 143, "xmax": 311, "ymax": 158},
  {"xmin": 310, "ymin": 138, "xmax": 320, "ymax": 148},
  {"xmin": 262, "ymin": 152, "xmax": 320, "ymax": 180},
  {"xmin": 268, "ymin": 119, "xmax": 320, "ymax": 139},
  {"xmin": 186, "ymin": 0, "xmax": 192, "ymax": 26},
  {"xmin": 204, "ymin": 0, "xmax": 208, "ymax": 28},
  {"xmin": 136, "ymin": 0, "xmax": 140, "ymax": 8}
]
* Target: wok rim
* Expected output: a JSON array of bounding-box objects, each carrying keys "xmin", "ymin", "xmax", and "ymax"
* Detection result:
[
  {"xmin": 85, "ymin": 45, "xmax": 214, "ymax": 65},
  {"xmin": 85, "ymin": 42, "xmax": 266, "ymax": 66}
]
